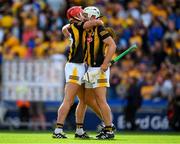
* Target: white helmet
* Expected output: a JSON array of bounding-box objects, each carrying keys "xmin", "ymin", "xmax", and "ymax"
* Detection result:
[{"xmin": 83, "ymin": 6, "xmax": 101, "ymax": 19}]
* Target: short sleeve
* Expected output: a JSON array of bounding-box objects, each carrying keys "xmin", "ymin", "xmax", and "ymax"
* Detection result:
[{"xmin": 98, "ymin": 25, "xmax": 111, "ymax": 40}]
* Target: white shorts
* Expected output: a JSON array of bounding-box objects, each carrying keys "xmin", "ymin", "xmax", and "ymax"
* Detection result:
[
  {"xmin": 85, "ymin": 67, "xmax": 110, "ymax": 88},
  {"xmin": 65, "ymin": 62, "xmax": 86, "ymax": 85}
]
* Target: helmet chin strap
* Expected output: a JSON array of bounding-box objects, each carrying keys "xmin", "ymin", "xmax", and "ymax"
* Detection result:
[
  {"xmin": 96, "ymin": 15, "xmax": 103, "ymax": 19},
  {"xmin": 72, "ymin": 16, "xmax": 81, "ymax": 21},
  {"xmin": 72, "ymin": 13, "xmax": 83, "ymax": 22}
]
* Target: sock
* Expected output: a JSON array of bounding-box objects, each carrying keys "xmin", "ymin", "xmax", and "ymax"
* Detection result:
[
  {"xmin": 104, "ymin": 125, "xmax": 113, "ymax": 132},
  {"xmin": 54, "ymin": 123, "xmax": 63, "ymax": 134},
  {"xmin": 76, "ymin": 123, "xmax": 84, "ymax": 135},
  {"xmin": 102, "ymin": 122, "xmax": 114, "ymax": 127},
  {"xmin": 76, "ymin": 123, "xmax": 83, "ymax": 129},
  {"xmin": 101, "ymin": 122, "xmax": 105, "ymax": 127}
]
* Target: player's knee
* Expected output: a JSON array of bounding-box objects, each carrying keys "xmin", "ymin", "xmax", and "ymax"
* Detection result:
[
  {"xmin": 62, "ymin": 99, "xmax": 74, "ymax": 108},
  {"xmin": 67, "ymin": 99, "xmax": 74, "ymax": 107}
]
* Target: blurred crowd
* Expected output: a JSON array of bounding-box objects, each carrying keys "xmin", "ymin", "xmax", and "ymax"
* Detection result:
[{"xmin": 0, "ymin": 0, "xmax": 180, "ymax": 101}]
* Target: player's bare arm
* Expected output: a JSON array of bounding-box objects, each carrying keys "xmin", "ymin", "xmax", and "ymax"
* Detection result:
[
  {"xmin": 62, "ymin": 24, "xmax": 71, "ymax": 37},
  {"xmin": 62, "ymin": 19, "xmax": 104, "ymax": 37},
  {"xmin": 101, "ymin": 36, "xmax": 116, "ymax": 72},
  {"xmin": 83, "ymin": 19, "xmax": 104, "ymax": 29}
]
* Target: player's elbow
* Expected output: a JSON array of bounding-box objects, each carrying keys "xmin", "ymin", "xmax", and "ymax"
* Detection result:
[
  {"xmin": 62, "ymin": 27, "xmax": 67, "ymax": 34},
  {"xmin": 62, "ymin": 24, "xmax": 68, "ymax": 32}
]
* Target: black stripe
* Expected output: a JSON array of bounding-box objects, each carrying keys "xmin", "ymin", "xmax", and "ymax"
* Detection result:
[
  {"xmin": 95, "ymin": 38, "xmax": 104, "ymax": 67},
  {"xmin": 97, "ymin": 79, "xmax": 107, "ymax": 83},
  {"xmin": 87, "ymin": 72, "xmax": 90, "ymax": 83},
  {"xmin": 69, "ymin": 75, "xmax": 79, "ymax": 80},
  {"xmin": 90, "ymin": 29, "xmax": 95, "ymax": 66},
  {"xmin": 91, "ymin": 26, "xmax": 105, "ymax": 67},
  {"xmin": 70, "ymin": 27, "xmax": 75, "ymax": 61},
  {"xmin": 56, "ymin": 123, "xmax": 63, "ymax": 128},
  {"xmin": 77, "ymin": 28, "xmax": 83, "ymax": 61},
  {"xmin": 84, "ymin": 32, "xmax": 88, "ymax": 62},
  {"xmin": 101, "ymin": 33, "xmax": 110, "ymax": 40}
]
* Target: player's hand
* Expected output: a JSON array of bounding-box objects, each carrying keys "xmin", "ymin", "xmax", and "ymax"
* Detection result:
[
  {"xmin": 100, "ymin": 63, "xmax": 109, "ymax": 72},
  {"xmin": 99, "ymin": 20, "xmax": 104, "ymax": 25},
  {"xmin": 94, "ymin": 19, "xmax": 104, "ymax": 26}
]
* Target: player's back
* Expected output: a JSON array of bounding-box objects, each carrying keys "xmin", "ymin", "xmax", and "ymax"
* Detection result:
[{"xmin": 67, "ymin": 22, "xmax": 86, "ymax": 63}]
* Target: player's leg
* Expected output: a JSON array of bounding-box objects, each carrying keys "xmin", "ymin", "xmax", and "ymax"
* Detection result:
[
  {"xmin": 84, "ymin": 88, "xmax": 116, "ymax": 132},
  {"xmin": 74, "ymin": 87, "xmax": 104, "ymax": 138},
  {"xmin": 84, "ymin": 89, "xmax": 102, "ymax": 120},
  {"xmin": 86, "ymin": 67, "xmax": 114, "ymax": 139},
  {"xmin": 84, "ymin": 67, "xmax": 111, "ymax": 124},
  {"xmin": 53, "ymin": 62, "xmax": 83, "ymax": 138},
  {"xmin": 94, "ymin": 87, "xmax": 112, "ymax": 125},
  {"xmin": 57, "ymin": 83, "xmax": 80, "ymax": 124},
  {"xmin": 75, "ymin": 85, "xmax": 90, "ymax": 138},
  {"xmin": 53, "ymin": 82, "xmax": 80, "ymax": 138},
  {"xmin": 94, "ymin": 87, "xmax": 114, "ymax": 139},
  {"xmin": 76, "ymin": 86, "xmax": 86, "ymax": 125}
]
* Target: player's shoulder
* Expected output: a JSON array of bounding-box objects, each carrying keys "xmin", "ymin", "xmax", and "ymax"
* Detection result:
[
  {"xmin": 97, "ymin": 25, "xmax": 109, "ymax": 37},
  {"xmin": 77, "ymin": 21, "xmax": 84, "ymax": 26},
  {"xmin": 97, "ymin": 25, "xmax": 105, "ymax": 29},
  {"xmin": 72, "ymin": 21, "xmax": 84, "ymax": 27},
  {"xmin": 97, "ymin": 25, "xmax": 108, "ymax": 33}
]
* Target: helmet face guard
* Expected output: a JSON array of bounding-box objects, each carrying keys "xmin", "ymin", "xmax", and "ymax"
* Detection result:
[
  {"xmin": 83, "ymin": 6, "xmax": 101, "ymax": 19},
  {"xmin": 66, "ymin": 6, "xmax": 83, "ymax": 21}
]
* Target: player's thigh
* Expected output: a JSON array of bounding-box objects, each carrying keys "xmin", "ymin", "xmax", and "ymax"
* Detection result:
[
  {"xmin": 85, "ymin": 89, "xmax": 96, "ymax": 104},
  {"xmin": 94, "ymin": 87, "xmax": 107, "ymax": 103}
]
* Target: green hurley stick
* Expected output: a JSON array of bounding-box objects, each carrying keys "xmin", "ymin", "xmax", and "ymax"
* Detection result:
[
  {"xmin": 84, "ymin": 44, "xmax": 138, "ymax": 82},
  {"xmin": 110, "ymin": 44, "xmax": 138, "ymax": 65}
]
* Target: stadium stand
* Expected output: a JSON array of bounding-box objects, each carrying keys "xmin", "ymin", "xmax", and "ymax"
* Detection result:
[{"xmin": 0, "ymin": 0, "xmax": 180, "ymax": 131}]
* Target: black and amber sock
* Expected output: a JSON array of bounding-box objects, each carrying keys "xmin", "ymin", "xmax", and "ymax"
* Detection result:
[
  {"xmin": 76, "ymin": 123, "xmax": 83, "ymax": 129},
  {"xmin": 56, "ymin": 123, "xmax": 63, "ymax": 128},
  {"xmin": 104, "ymin": 125, "xmax": 113, "ymax": 132}
]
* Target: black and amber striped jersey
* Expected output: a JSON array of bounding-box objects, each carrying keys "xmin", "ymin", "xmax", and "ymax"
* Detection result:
[
  {"xmin": 67, "ymin": 22, "xmax": 86, "ymax": 63},
  {"xmin": 84, "ymin": 25, "xmax": 111, "ymax": 67}
]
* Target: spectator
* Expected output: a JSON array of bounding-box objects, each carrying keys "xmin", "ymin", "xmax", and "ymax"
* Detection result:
[
  {"xmin": 151, "ymin": 40, "xmax": 167, "ymax": 70},
  {"xmin": 0, "ymin": 0, "xmax": 179, "ymax": 102},
  {"xmin": 30, "ymin": 102, "xmax": 46, "ymax": 130},
  {"xmin": 168, "ymin": 84, "xmax": 180, "ymax": 131},
  {"xmin": 153, "ymin": 73, "xmax": 173, "ymax": 99},
  {"xmin": 140, "ymin": 73, "xmax": 155, "ymax": 99},
  {"xmin": 16, "ymin": 100, "xmax": 30, "ymax": 129},
  {"xmin": 124, "ymin": 77, "xmax": 142, "ymax": 130}
]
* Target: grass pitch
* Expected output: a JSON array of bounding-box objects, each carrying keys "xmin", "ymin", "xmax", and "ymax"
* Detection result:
[{"xmin": 0, "ymin": 131, "xmax": 180, "ymax": 144}]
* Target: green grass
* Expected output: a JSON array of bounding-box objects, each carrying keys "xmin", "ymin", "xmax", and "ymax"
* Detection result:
[{"xmin": 0, "ymin": 131, "xmax": 180, "ymax": 144}]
